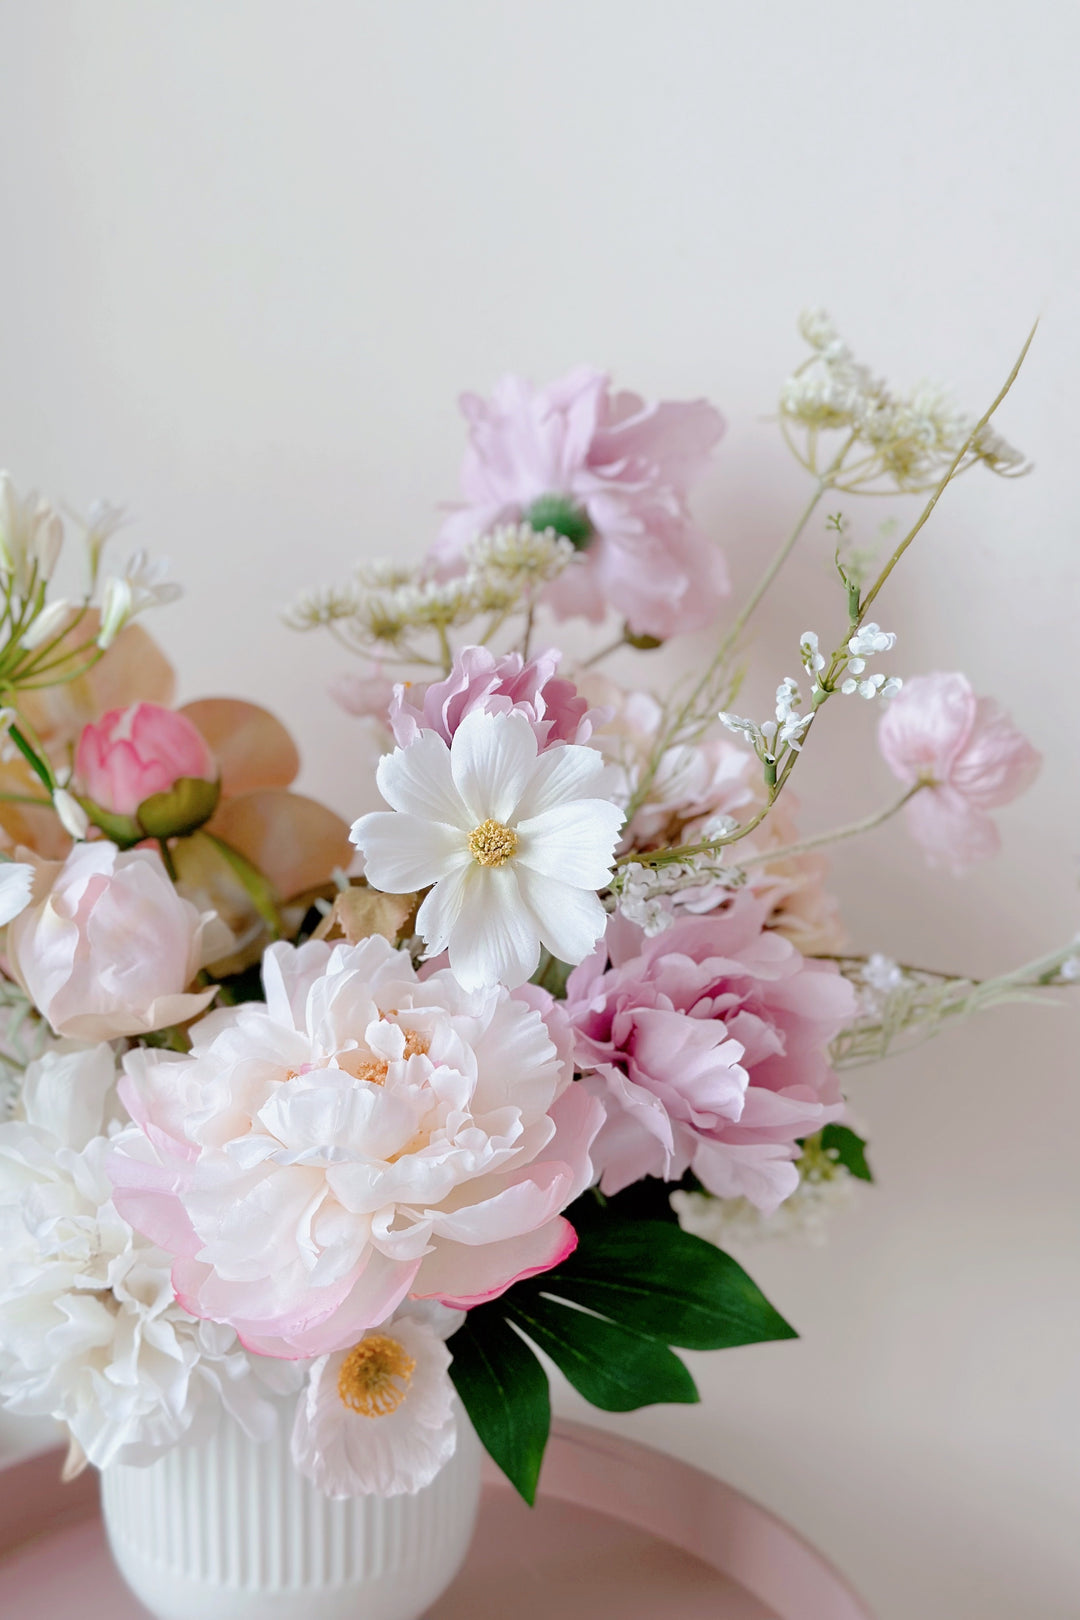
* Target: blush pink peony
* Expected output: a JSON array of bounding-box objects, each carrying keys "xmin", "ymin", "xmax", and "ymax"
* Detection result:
[
  {"xmin": 6, "ymin": 842, "xmax": 220, "ymax": 1040},
  {"xmin": 388, "ymin": 645, "xmax": 602, "ymax": 751},
  {"xmin": 562, "ymin": 897, "xmax": 857, "ymax": 1213},
  {"xmin": 432, "ymin": 368, "xmax": 727, "ymax": 639},
  {"xmin": 75, "ymin": 702, "xmax": 217, "ymax": 817},
  {"xmin": 109, "ymin": 935, "xmax": 604, "ymax": 1359},
  {"xmin": 877, "ymin": 672, "xmax": 1041, "ymax": 871}
]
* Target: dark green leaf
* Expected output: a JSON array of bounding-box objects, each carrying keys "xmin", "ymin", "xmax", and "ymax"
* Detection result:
[
  {"xmin": 820, "ymin": 1123, "xmax": 874, "ymax": 1182},
  {"xmin": 542, "ymin": 1219, "xmax": 797, "ymax": 1351},
  {"xmin": 505, "ymin": 1294, "xmax": 699, "ymax": 1413},
  {"xmin": 447, "ymin": 1307, "xmax": 550, "ymax": 1505}
]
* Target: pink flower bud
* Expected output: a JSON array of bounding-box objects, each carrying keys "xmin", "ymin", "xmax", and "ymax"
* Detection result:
[{"xmin": 75, "ymin": 703, "xmax": 217, "ymax": 817}]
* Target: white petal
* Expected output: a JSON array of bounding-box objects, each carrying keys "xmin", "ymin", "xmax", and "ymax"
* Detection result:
[
  {"xmin": 447, "ymin": 863, "xmax": 540, "ymax": 991},
  {"xmin": 351, "ymin": 811, "xmax": 468, "ymax": 892},
  {"xmin": 374, "ymin": 730, "xmax": 471, "ymax": 829},
  {"xmin": 512, "ymin": 740, "xmax": 611, "ymax": 822},
  {"xmin": 514, "ymin": 867, "xmax": 608, "ymax": 965},
  {"xmin": 415, "ymin": 862, "xmax": 474, "ymax": 957},
  {"xmin": 449, "ymin": 709, "xmax": 538, "ymax": 824},
  {"xmin": 514, "ymin": 798, "xmax": 624, "ymax": 887},
  {"xmin": 0, "ymin": 861, "xmax": 34, "ymax": 926}
]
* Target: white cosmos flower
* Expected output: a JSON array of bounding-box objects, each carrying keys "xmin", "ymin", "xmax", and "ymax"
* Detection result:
[
  {"xmin": 291, "ymin": 1301, "xmax": 462, "ymax": 1497},
  {"xmin": 351, "ymin": 709, "xmax": 624, "ymax": 990},
  {"xmin": 0, "ymin": 859, "xmax": 35, "ymax": 926},
  {"xmin": 0, "ymin": 1044, "xmax": 297, "ymax": 1468}
]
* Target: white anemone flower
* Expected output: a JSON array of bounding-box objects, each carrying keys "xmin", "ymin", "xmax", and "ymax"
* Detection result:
[
  {"xmin": 0, "ymin": 859, "xmax": 35, "ymax": 926},
  {"xmin": 291, "ymin": 1301, "xmax": 462, "ymax": 1497},
  {"xmin": 351, "ymin": 709, "xmax": 624, "ymax": 990}
]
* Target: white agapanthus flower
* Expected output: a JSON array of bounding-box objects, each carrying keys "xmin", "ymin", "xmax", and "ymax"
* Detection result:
[
  {"xmin": 291, "ymin": 1301, "xmax": 462, "ymax": 1498},
  {"xmin": 97, "ymin": 550, "xmax": 182, "ymax": 650},
  {"xmin": 672, "ymin": 1172, "xmax": 856, "ymax": 1249},
  {"xmin": 0, "ymin": 1045, "xmax": 296, "ymax": 1468},
  {"xmin": 352, "ymin": 709, "xmax": 624, "ymax": 990},
  {"xmin": 0, "ymin": 474, "xmax": 64, "ymax": 592}
]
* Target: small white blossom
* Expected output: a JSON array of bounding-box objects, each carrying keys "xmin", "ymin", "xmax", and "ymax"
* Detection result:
[
  {"xmin": 97, "ymin": 551, "xmax": 182, "ymax": 649},
  {"xmin": 21, "ymin": 598, "xmax": 76, "ymax": 651},
  {"xmin": 800, "ymin": 630, "xmax": 826, "ymax": 675},
  {"xmin": 848, "ymin": 622, "xmax": 896, "ymax": 658},
  {"xmin": 465, "ymin": 522, "xmax": 577, "ymax": 587}
]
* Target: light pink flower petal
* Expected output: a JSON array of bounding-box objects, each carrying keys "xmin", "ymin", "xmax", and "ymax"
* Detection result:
[
  {"xmin": 903, "ymin": 786, "xmax": 1001, "ymax": 872},
  {"xmin": 416, "ymin": 1216, "xmax": 579, "ymax": 1309}
]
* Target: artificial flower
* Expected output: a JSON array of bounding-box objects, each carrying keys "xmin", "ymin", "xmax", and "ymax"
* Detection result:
[
  {"xmin": 432, "ymin": 368, "xmax": 727, "ymax": 638},
  {"xmin": 877, "ymin": 672, "xmax": 1041, "ymax": 870},
  {"xmin": 6, "ymin": 842, "xmax": 221, "ymax": 1040},
  {"xmin": 75, "ymin": 702, "xmax": 217, "ymax": 818},
  {"xmin": 351, "ymin": 709, "xmax": 624, "ymax": 990},
  {"xmin": 109, "ymin": 935, "xmax": 604, "ymax": 1357},
  {"xmin": 563, "ymin": 897, "xmax": 857, "ymax": 1213},
  {"xmin": 291, "ymin": 1301, "xmax": 462, "ymax": 1497},
  {"xmin": 0, "ymin": 1046, "xmax": 294, "ymax": 1469},
  {"xmin": 0, "ymin": 859, "xmax": 35, "ymax": 925},
  {"xmin": 387, "ymin": 645, "xmax": 601, "ymax": 752}
]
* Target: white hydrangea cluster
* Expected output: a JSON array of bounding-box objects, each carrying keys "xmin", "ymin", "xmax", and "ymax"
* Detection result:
[
  {"xmin": 781, "ymin": 311, "xmax": 1028, "ymax": 493},
  {"xmin": 0, "ymin": 1046, "xmax": 298, "ymax": 1470}
]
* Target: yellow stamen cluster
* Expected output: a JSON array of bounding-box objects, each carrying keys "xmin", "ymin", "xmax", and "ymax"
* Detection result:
[
  {"xmin": 467, "ymin": 818, "xmax": 518, "ymax": 867},
  {"xmin": 337, "ymin": 1335, "xmax": 416, "ymax": 1418},
  {"xmin": 350, "ymin": 1027, "xmax": 430, "ymax": 1087}
]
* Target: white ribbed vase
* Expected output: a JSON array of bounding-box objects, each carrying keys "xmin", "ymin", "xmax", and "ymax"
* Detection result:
[{"xmin": 100, "ymin": 1405, "xmax": 483, "ymax": 1620}]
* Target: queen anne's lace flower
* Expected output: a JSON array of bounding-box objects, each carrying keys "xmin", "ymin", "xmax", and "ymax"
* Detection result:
[
  {"xmin": 0, "ymin": 1046, "xmax": 291, "ymax": 1468},
  {"xmin": 352, "ymin": 709, "xmax": 624, "ymax": 990},
  {"xmin": 291, "ymin": 1300, "xmax": 462, "ymax": 1497},
  {"xmin": 109, "ymin": 935, "xmax": 603, "ymax": 1358}
]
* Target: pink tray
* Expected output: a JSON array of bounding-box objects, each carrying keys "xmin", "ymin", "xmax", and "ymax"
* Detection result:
[{"xmin": 0, "ymin": 1420, "xmax": 873, "ymax": 1618}]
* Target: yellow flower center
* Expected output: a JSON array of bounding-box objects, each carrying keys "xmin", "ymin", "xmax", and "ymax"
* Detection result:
[
  {"xmin": 337, "ymin": 1334, "xmax": 416, "ymax": 1418},
  {"xmin": 467, "ymin": 818, "xmax": 518, "ymax": 867}
]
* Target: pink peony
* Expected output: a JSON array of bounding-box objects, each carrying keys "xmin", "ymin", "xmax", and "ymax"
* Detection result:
[
  {"xmin": 562, "ymin": 898, "xmax": 857, "ymax": 1213},
  {"xmin": 109, "ymin": 935, "xmax": 604, "ymax": 1359},
  {"xmin": 877, "ymin": 672, "xmax": 1041, "ymax": 871},
  {"xmin": 75, "ymin": 703, "xmax": 217, "ymax": 817},
  {"xmin": 388, "ymin": 645, "xmax": 602, "ymax": 751},
  {"xmin": 432, "ymin": 368, "xmax": 727, "ymax": 639},
  {"xmin": 6, "ymin": 842, "xmax": 219, "ymax": 1040}
]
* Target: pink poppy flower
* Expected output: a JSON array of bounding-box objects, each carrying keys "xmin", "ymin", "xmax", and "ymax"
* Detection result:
[
  {"xmin": 432, "ymin": 368, "xmax": 727, "ymax": 639},
  {"xmin": 877, "ymin": 672, "xmax": 1041, "ymax": 871},
  {"xmin": 562, "ymin": 897, "xmax": 857, "ymax": 1214}
]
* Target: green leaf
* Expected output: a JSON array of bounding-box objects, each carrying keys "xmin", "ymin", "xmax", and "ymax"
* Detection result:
[
  {"xmin": 447, "ymin": 1307, "xmax": 550, "ymax": 1506},
  {"xmin": 541, "ymin": 1219, "xmax": 798, "ymax": 1352},
  {"xmin": 820, "ymin": 1123, "xmax": 874, "ymax": 1182},
  {"xmin": 505, "ymin": 1294, "xmax": 699, "ymax": 1413}
]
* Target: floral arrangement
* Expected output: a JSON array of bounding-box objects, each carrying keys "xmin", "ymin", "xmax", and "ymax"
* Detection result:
[{"xmin": 0, "ymin": 314, "xmax": 1073, "ymax": 1509}]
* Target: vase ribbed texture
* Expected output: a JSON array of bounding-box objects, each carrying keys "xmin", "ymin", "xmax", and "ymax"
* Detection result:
[{"xmin": 100, "ymin": 1402, "xmax": 482, "ymax": 1620}]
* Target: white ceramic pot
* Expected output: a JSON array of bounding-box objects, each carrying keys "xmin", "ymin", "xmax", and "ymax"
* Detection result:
[{"xmin": 100, "ymin": 1404, "xmax": 483, "ymax": 1620}]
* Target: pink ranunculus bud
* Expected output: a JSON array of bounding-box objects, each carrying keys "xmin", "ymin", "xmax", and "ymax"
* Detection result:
[
  {"xmin": 877, "ymin": 672, "xmax": 1041, "ymax": 871},
  {"xmin": 387, "ymin": 644, "xmax": 605, "ymax": 751},
  {"xmin": 7, "ymin": 842, "xmax": 220, "ymax": 1040},
  {"xmin": 75, "ymin": 703, "xmax": 217, "ymax": 819}
]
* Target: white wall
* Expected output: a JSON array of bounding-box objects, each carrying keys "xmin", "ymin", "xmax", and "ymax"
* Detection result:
[{"xmin": 1, "ymin": 4, "xmax": 1078, "ymax": 1614}]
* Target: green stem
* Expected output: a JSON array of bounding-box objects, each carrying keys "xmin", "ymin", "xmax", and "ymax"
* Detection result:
[
  {"xmin": 6, "ymin": 724, "xmax": 55, "ymax": 793},
  {"xmin": 737, "ymin": 783, "xmax": 924, "ymax": 868},
  {"xmin": 157, "ymin": 839, "xmax": 178, "ymax": 881}
]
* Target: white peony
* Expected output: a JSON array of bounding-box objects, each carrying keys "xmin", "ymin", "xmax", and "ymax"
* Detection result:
[
  {"xmin": 350, "ymin": 708, "xmax": 624, "ymax": 990},
  {"xmin": 291, "ymin": 1301, "xmax": 462, "ymax": 1497},
  {"xmin": 0, "ymin": 1045, "xmax": 296, "ymax": 1468}
]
